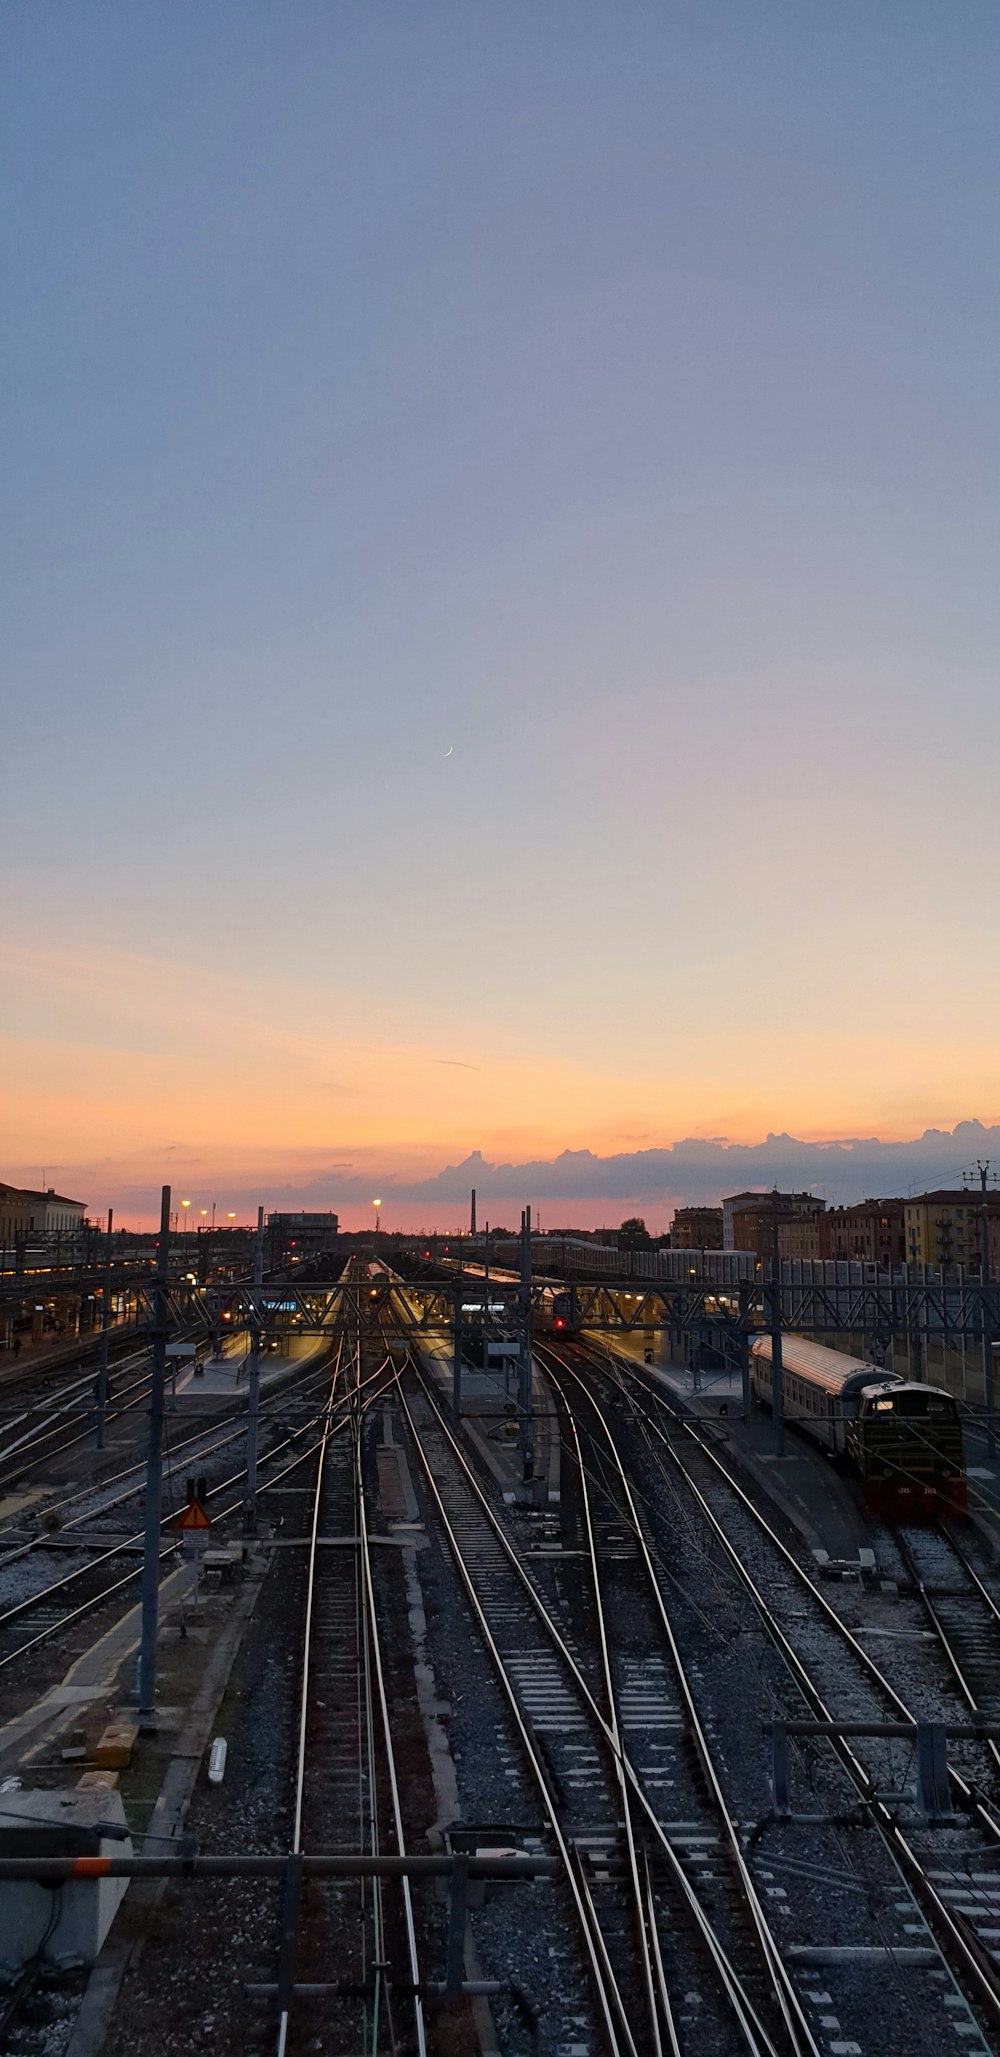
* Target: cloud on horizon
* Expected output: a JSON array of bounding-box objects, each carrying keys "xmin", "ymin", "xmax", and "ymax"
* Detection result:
[
  {"xmin": 31, "ymin": 1120, "xmax": 1000, "ymax": 1227},
  {"xmin": 377, "ymin": 1121, "xmax": 1000, "ymax": 1214}
]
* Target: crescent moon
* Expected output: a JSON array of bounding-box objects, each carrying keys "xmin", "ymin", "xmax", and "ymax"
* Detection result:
[{"xmin": 443, "ymin": 745, "xmax": 454, "ymax": 758}]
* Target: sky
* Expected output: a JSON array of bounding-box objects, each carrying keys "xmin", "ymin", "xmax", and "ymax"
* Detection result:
[{"xmin": 3, "ymin": 4, "xmax": 999, "ymax": 1230}]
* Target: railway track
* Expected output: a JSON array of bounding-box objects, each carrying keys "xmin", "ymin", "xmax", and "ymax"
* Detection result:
[
  {"xmin": 0, "ymin": 1345, "xmax": 336, "ymax": 1570},
  {"xmin": 401, "ymin": 1354, "xmax": 807, "ymax": 2057},
  {"xmin": 538, "ymin": 1346, "xmax": 821, "ymax": 2057},
  {"xmin": 0, "ymin": 1339, "xmax": 158, "ymax": 1483},
  {"xmin": 887, "ymin": 1522, "xmax": 1000, "ymax": 1769},
  {"xmin": 560, "ymin": 1339, "xmax": 1000, "ymax": 2052},
  {"xmin": 270, "ymin": 1342, "xmax": 425, "ymax": 2057},
  {"xmin": 0, "ymin": 1351, "xmax": 402, "ymax": 1690}
]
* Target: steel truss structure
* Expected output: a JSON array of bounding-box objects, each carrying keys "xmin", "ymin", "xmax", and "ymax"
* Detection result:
[{"xmin": 115, "ymin": 1269, "xmax": 1000, "ymax": 1348}]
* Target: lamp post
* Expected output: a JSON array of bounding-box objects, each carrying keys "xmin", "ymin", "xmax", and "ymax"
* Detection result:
[
  {"xmin": 372, "ymin": 1198, "xmax": 381, "ymax": 1237},
  {"xmin": 181, "ymin": 1200, "xmax": 191, "ymax": 1234}
]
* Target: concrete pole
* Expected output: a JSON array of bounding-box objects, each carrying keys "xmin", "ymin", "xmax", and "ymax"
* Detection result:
[
  {"xmin": 95, "ymin": 1207, "xmax": 113, "ymax": 1449},
  {"xmin": 137, "ymin": 1184, "xmax": 171, "ymax": 1725},
  {"xmin": 518, "ymin": 1206, "xmax": 534, "ymax": 1483},
  {"xmin": 244, "ymin": 1205, "xmax": 265, "ymax": 1532},
  {"xmin": 980, "ymin": 1163, "xmax": 995, "ymax": 1459},
  {"xmin": 770, "ymin": 1190, "xmax": 784, "ymax": 1458}
]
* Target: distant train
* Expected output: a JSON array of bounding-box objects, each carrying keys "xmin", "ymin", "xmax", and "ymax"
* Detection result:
[{"xmin": 750, "ymin": 1335, "xmax": 966, "ymax": 1517}]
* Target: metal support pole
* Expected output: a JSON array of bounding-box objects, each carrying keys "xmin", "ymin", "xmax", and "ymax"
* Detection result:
[
  {"xmin": 95, "ymin": 1207, "xmax": 113, "ymax": 1449},
  {"xmin": 915, "ymin": 1722, "xmax": 952, "ymax": 1821},
  {"xmin": 770, "ymin": 1722, "xmax": 790, "ymax": 1817},
  {"xmin": 452, "ymin": 1288, "xmax": 463, "ymax": 1425},
  {"xmin": 137, "ymin": 1184, "xmax": 171, "ymax": 1725},
  {"xmin": 980, "ymin": 1162, "xmax": 995, "ymax": 1459},
  {"xmin": 445, "ymin": 1854, "xmax": 469, "ymax": 1990},
  {"xmin": 275, "ymin": 1851, "xmax": 304, "ymax": 2057},
  {"xmin": 739, "ymin": 1329, "xmax": 751, "ymax": 1426},
  {"xmin": 518, "ymin": 1206, "xmax": 534, "ymax": 1483},
  {"xmin": 769, "ymin": 1190, "xmax": 784, "ymax": 1457},
  {"xmin": 244, "ymin": 1205, "xmax": 265, "ymax": 1533}
]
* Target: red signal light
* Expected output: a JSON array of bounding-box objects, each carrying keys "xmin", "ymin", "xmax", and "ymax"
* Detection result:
[{"xmin": 555, "ymin": 1318, "xmax": 565, "ymax": 1328}]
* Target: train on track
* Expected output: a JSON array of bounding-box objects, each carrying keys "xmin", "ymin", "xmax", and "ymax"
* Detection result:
[{"xmin": 750, "ymin": 1335, "xmax": 966, "ymax": 1516}]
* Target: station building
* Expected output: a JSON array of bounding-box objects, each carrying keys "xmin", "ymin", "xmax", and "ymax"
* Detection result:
[
  {"xmin": 267, "ymin": 1210, "xmax": 340, "ymax": 1264},
  {"xmin": 0, "ymin": 1183, "xmax": 86, "ymax": 1240}
]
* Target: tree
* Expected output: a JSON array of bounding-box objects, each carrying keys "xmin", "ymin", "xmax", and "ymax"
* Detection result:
[{"xmin": 619, "ymin": 1216, "xmax": 651, "ymax": 1250}]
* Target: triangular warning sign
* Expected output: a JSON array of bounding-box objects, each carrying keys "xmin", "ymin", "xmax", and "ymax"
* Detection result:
[{"xmin": 175, "ymin": 1499, "xmax": 212, "ymax": 1531}]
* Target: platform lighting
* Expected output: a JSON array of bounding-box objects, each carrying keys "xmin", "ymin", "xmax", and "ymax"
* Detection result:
[{"xmin": 181, "ymin": 1200, "xmax": 191, "ymax": 1232}]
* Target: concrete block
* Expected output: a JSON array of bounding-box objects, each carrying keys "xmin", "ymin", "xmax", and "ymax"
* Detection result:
[
  {"xmin": 0, "ymin": 1787, "xmax": 131, "ymax": 1973},
  {"xmin": 92, "ymin": 1722, "xmax": 137, "ymax": 1769},
  {"xmin": 76, "ymin": 1771, "xmax": 119, "ymax": 1793}
]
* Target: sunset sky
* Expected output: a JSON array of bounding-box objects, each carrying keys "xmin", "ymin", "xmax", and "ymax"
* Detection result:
[{"xmin": 4, "ymin": 6, "xmax": 999, "ymax": 1229}]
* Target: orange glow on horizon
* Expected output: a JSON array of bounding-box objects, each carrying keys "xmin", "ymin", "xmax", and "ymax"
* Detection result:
[{"xmin": 2, "ymin": 932, "xmax": 997, "ymax": 1228}]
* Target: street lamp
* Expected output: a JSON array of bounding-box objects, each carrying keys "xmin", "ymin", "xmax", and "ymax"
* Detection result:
[
  {"xmin": 181, "ymin": 1200, "xmax": 191, "ymax": 1233},
  {"xmin": 372, "ymin": 1198, "xmax": 381, "ymax": 1236}
]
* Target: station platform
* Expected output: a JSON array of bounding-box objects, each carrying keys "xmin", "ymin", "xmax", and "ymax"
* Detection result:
[
  {"xmin": 171, "ymin": 1334, "xmax": 329, "ymax": 1407},
  {"xmin": 416, "ymin": 1338, "xmax": 561, "ymax": 1504},
  {"xmin": 0, "ymin": 1319, "xmax": 138, "ymax": 1394}
]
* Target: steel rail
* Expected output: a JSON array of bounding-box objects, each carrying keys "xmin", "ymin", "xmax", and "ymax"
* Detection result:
[
  {"xmin": 892, "ymin": 1524, "xmax": 1000, "ymax": 1785},
  {"xmin": 580, "ymin": 1340, "xmax": 1000, "ymax": 1836},
  {"xmin": 0, "ymin": 1326, "xmax": 333, "ymax": 1484},
  {"xmin": 402, "ymin": 1358, "xmax": 780, "ymax": 2057},
  {"xmin": 355, "ymin": 1359, "xmax": 427, "ymax": 2057},
  {"xmin": 0, "ymin": 1355, "xmax": 400, "ymax": 1675},
  {"xmin": 589, "ymin": 1348, "xmax": 1000, "ymax": 2035},
  {"xmin": 277, "ymin": 1296, "xmax": 413, "ymax": 2056},
  {"xmin": 540, "ymin": 1345, "xmax": 822, "ymax": 2057},
  {"xmin": 0, "ymin": 1372, "xmax": 340, "ymax": 1645},
  {"xmin": 395, "ymin": 1375, "xmax": 634, "ymax": 2057},
  {"xmin": 0, "ymin": 1357, "xmax": 157, "ymax": 1475},
  {"xmin": 277, "ymin": 1349, "xmax": 342, "ymax": 2057},
  {"xmin": 0, "ymin": 1340, "xmax": 149, "ymax": 1448},
  {"xmin": 553, "ymin": 1365, "xmax": 671, "ymax": 2057},
  {"xmin": 0, "ymin": 1346, "xmax": 338, "ymax": 1571}
]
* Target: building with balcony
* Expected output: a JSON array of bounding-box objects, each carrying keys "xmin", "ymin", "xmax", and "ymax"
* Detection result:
[
  {"xmin": 669, "ymin": 1206, "xmax": 723, "ymax": 1249},
  {"xmin": 821, "ymin": 1200, "xmax": 906, "ymax": 1265},
  {"xmin": 904, "ymin": 1191, "xmax": 1000, "ymax": 1273}
]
